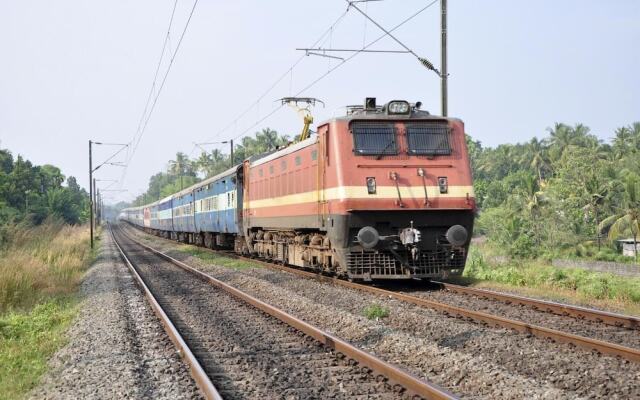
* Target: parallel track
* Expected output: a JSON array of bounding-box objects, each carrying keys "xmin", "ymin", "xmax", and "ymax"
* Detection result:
[
  {"xmin": 121, "ymin": 224, "xmax": 640, "ymax": 364},
  {"xmin": 112, "ymin": 225, "xmax": 457, "ymax": 400},
  {"xmin": 430, "ymin": 281, "xmax": 640, "ymax": 330}
]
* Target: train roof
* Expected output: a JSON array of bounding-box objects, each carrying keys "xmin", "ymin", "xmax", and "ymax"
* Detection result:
[
  {"xmin": 172, "ymin": 164, "xmax": 240, "ymax": 198},
  {"xmin": 249, "ymin": 136, "xmax": 317, "ymax": 167}
]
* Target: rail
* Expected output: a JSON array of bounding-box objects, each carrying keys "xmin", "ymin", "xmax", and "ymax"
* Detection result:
[
  {"xmin": 115, "ymin": 226, "xmax": 457, "ymax": 400},
  {"xmin": 119, "ymin": 224, "xmax": 640, "ymax": 364},
  {"xmin": 109, "ymin": 226, "xmax": 222, "ymax": 400}
]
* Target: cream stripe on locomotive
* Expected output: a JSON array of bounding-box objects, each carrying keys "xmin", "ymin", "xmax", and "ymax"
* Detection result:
[{"xmin": 245, "ymin": 185, "xmax": 474, "ymax": 209}]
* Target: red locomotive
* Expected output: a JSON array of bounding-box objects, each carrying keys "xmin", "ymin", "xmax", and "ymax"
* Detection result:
[{"xmin": 238, "ymin": 98, "xmax": 475, "ymax": 280}]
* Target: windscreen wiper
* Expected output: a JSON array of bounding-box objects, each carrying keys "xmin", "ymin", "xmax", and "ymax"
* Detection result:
[{"xmin": 375, "ymin": 139, "xmax": 396, "ymax": 160}]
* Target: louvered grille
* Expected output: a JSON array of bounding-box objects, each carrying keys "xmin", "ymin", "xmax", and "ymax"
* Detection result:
[
  {"xmin": 351, "ymin": 123, "xmax": 397, "ymax": 156},
  {"xmin": 347, "ymin": 246, "xmax": 465, "ymax": 278},
  {"xmin": 406, "ymin": 124, "xmax": 451, "ymax": 155}
]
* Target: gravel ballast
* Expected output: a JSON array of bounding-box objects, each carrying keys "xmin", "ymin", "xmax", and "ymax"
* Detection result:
[
  {"xmin": 30, "ymin": 232, "xmax": 202, "ymax": 400},
  {"xmin": 125, "ymin": 224, "xmax": 640, "ymax": 399}
]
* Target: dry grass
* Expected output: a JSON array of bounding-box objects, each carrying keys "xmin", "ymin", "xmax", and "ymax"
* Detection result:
[
  {"xmin": 0, "ymin": 221, "xmax": 95, "ymax": 399},
  {"xmin": 0, "ymin": 221, "xmax": 93, "ymax": 313}
]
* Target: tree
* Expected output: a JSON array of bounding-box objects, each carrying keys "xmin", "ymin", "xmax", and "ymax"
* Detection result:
[
  {"xmin": 599, "ymin": 176, "xmax": 640, "ymax": 261},
  {"xmin": 523, "ymin": 137, "xmax": 549, "ymax": 184}
]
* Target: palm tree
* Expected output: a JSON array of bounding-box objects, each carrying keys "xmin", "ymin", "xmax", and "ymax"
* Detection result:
[
  {"xmin": 547, "ymin": 123, "xmax": 573, "ymax": 154},
  {"xmin": 169, "ymin": 152, "xmax": 193, "ymax": 190},
  {"xmin": 583, "ymin": 176, "xmax": 609, "ymax": 249},
  {"xmin": 613, "ymin": 126, "xmax": 632, "ymax": 158},
  {"xmin": 525, "ymin": 137, "xmax": 549, "ymax": 184},
  {"xmin": 599, "ymin": 176, "xmax": 640, "ymax": 261}
]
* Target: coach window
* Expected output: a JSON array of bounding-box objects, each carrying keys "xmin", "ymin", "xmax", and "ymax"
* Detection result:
[
  {"xmin": 269, "ymin": 165, "xmax": 274, "ymax": 175},
  {"xmin": 295, "ymin": 155, "xmax": 301, "ymax": 166},
  {"xmin": 258, "ymin": 168, "xmax": 263, "ymax": 177},
  {"xmin": 281, "ymin": 159, "xmax": 287, "ymax": 171},
  {"xmin": 311, "ymin": 150, "xmax": 317, "ymax": 161},
  {"xmin": 350, "ymin": 122, "xmax": 397, "ymax": 156}
]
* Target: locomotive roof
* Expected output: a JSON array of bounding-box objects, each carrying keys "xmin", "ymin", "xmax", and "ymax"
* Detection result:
[
  {"xmin": 329, "ymin": 107, "xmax": 461, "ymax": 123},
  {"xmin": 249, "ymin": 136, "xmax": 317, "ymax": 167}
]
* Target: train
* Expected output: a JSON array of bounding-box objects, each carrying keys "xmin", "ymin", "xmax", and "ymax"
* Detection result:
[{"xmin": 120, "ymin": 98, "xmax": 476, "ymax": 281}]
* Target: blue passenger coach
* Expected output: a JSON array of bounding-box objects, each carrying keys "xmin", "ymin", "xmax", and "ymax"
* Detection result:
[
  {"xmin": 172, "ymin": 189, "xmax": 195, "ymax": 234},
  {"xmin": 194, "ymin": 166, "xmax": 240, "ymax": 234},
  {"xmin": 120, "ymin": 166, "xmax": 241, "ymax": 248},
  {"xmin": 156, "ymin": 196, "xmax": 173, "ymax": 232}
]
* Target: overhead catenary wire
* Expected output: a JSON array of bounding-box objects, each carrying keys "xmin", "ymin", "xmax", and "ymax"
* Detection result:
[
  {"xmin": 346, "ymin": 0, "xmax": 442, "ymax": 76},
  {"xmin": 227, "ymin": 0, "xmax": 439, "ymax": 144},
  {"xmin": 135, "ymin": 0, "xmax": 179, "ymax": 138},
  {"xmin": 205, "ymin": 8, "xmax": 351, "ymax": 146},
  {"xmin": 119, "ymin": 0, "xmax": 200, "ymax": 190}
]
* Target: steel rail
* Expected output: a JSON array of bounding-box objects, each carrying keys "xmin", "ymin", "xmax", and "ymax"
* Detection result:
[
  {"xmin": 226, "ymin": 255, "xmax": 640, "ymax": 362},
  {"xmin": 431, "ymin": 281, "xmax": 640, "ymax": 330},
  {"xmin": 115, "ymin": 227, "xmax": 457, "ymax": 400},
  {"xmin": 121, "ymin": 224, "xmax": 640, "ymax": 363},
  {"xmin": 109, "ymin": 227, "xmax": 223, "ymax": 400}
]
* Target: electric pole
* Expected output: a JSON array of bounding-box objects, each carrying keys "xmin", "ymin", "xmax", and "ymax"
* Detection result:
[
  {"xmin": 230, "ymin": 139, "xmax": 234, "ymax": 168},
  {"xmin": 89, "ymin": 140, "xmax": 94, "ymax": 249},
  {"xmin": 93, "ymin": 178, "xmax": 97, "ymax": 229},
  {"xmin": 441, "ymin": 0, "xmax": 448, "ymax": 117}
]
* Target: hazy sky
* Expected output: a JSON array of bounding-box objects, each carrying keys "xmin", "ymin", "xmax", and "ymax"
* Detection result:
[{"xmin": 1, "ymin": 1, "xmax": 638, "ymax": 203}]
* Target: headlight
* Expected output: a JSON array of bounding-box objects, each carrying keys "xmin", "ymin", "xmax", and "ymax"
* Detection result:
[
  {"xmin": 387, "ymin": 100, "xmax": 410, "ymax": 115},
  {"xmin": 366, "ymin": 177, "xmax": 376, "ymax": 194},
  {"xmin": 438, "ymin": 177, "xmax": 448, "ymax": 193}
]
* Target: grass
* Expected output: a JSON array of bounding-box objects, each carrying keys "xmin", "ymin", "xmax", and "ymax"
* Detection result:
[
  {"xmin": 177, "ymin": 245, "xmax": 258, "ymax": 270},
  {"xmin": 0, "ymin": 221, "xmax": 95, "ymax": 399},
  {"xmin": 462, "ymin": 244, "xmax": 640, "ymax": 315},
  {"xmin": 363, "ymin": 303, "xmax": 390, "ymax": 320},
  {"xmin": 0, "ymin": 300, "xmax": 79, "ymax": 400}
]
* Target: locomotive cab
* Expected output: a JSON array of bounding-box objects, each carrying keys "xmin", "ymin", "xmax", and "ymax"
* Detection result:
[{"xmin": 318, "ymin": 98, "xmax": 476, "ymax": 280}]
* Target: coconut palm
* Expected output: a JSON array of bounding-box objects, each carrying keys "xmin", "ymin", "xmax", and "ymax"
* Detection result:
[
  {"xmin": 613, "ymin": 126, "xmax": 632, "ymax": 158},
  {"xmin": 524, "ymin": 137, "xmax": 550, "ymax": 184},
  {"xmin": 599, "ymin": 176, "xmax": 640, "ymax": 260}
]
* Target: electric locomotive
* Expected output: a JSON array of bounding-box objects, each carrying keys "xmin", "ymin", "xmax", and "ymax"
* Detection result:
[{"xmin": 239, "ymin": 98, "xmax": 475, "ymax": 280}]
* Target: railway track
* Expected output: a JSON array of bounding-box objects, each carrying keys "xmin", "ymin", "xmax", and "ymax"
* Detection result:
[
  {"xmin": 430, "ymin": 281, "xmax": 640, "ymax": 330},
  {"xmin": 110, "ymin": 225, "xmax": 456, "ymax": 400},
  {"xmin": 120, "ymin": 224, "xmax": 640, "ymax": 364}
]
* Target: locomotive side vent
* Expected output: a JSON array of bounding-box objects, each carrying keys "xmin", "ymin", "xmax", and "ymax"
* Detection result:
[
  {"xmin": 351, "ymin": 123, "xmax": 398, "ymax": 156},
  {"xmin": 406, "ymin": 123, "xmax": 451, "ymax": 155}
]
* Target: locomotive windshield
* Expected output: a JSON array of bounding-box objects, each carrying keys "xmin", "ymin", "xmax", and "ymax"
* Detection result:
[
  {"xmin": 351, "ymin": 121, "xmax": 451, "ymax": 156},
  {"xmin": 351, "ymin": 123, "xmax": 398, "ymax": 156},
  {"xmin": 406, "ymin": 123, "xmax": 451, "ymax": 155}
]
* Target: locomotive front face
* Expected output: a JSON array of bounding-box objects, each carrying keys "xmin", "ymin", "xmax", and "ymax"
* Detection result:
[{"xmin": 321, "ymin": 100, "xmax": 476, "ymax": 280}]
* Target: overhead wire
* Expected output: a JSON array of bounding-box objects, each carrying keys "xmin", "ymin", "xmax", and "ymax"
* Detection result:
[
  {"xmin": 347, "ymin": 0, "xmax": 441, "ymax": 75},
  {"xmin": 135, "ymin": 0, "xmax": 179, "ymax": 139},
  {"xmin": 119, "ymin": 0, "xmax": 200, "ymax": 190},
  {"xmin": 227, "ymin": 0, "xmax": 439, "ymax": 143},
  {"xmin": 205, "ymin": 8, "xmax": 351, "ymax": 145}
]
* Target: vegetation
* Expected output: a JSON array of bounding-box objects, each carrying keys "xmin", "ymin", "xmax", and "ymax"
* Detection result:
[
  {"xmin": 0, "ymin": 222, "xmax": 94, "ymax": 398},
  {"xmin": 178, "ymin": 245, "xmax": 258, "ymax": 270},
  {"xmin": 363, "ymin": 303, "xmax": 390, "ymax": 320},
  {"xmin": 131, "ymin": 128, "xmax": 289, "ymax": 206},
  {"xmin": 0, "ymin": 147, "xmax": 89, "ymax": 231},
  {"xmin": 471, "ymin": 122, "xmax": 640, "ymax": 261},
  {"xmin": 0, "ymin": 222, "xmax": 93, "ymax": 312},
  {"xmin": 0, "ymin": 301, "xmax": 78, "ymax": 400},
  {"xmin": 462, "ymin": 244, "xmax": 640, "ymax": 314}
]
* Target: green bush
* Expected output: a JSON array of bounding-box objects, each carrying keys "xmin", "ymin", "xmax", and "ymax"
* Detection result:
[
  {"xmin": 463, "ymin": 247, "xmax": 640, "ymax": 304},
  {"xmin": 363, "ymin": 304, "xmax": 389, "ymax": 320}
]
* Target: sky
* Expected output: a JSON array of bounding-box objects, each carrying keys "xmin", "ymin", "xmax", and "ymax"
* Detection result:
[{"xmin": 1, "ymin": 0, "xmax": 638, "ymax": 204}]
